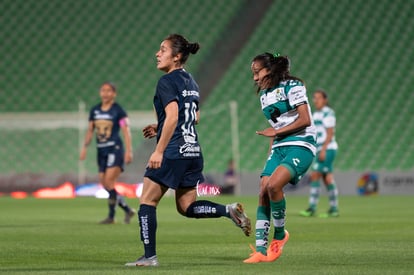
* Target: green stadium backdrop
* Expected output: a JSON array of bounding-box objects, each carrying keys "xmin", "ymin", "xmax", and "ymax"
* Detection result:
[{"xmin": 1, "ymin": 0, "xmax": 413, "ymax": 193}]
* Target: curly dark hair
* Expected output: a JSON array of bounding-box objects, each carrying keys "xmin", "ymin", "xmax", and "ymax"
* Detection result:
[{"xmin": 252, "ymin": 53, "xmax": 304, "ymax": 94}]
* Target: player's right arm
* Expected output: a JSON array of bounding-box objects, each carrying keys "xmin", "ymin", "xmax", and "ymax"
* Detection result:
[
  {"xmin": 147, "ymin": 101, "xmax": 178, "ymax": 169},
  {"xmin": 79, "ymin": 121, "xmax": 94, "ymax": 160},
  {"xmin": 319, "ymin": 126, "xmax": 334, "ymax": 161},
  {"xmin": 195, "ymin": 110, "xmax": 200, "ymax": 124}
]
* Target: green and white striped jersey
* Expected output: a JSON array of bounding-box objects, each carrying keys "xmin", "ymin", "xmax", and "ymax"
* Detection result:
[
  {"xmin": 259, "ymin": 80, "xmax": 316, "ymax": 154},
  {"xmin": 313, "ymin": 106, "xmax": 338, "ymax": 151}
]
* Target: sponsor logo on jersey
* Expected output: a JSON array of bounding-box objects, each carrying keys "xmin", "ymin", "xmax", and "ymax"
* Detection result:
[
  {"xmin": 182, "ymin": 89, "xmax": 199, "ymax": 97},
  {"xmin": 179, "ymin": 143, "xmax": 201, "ymax": 157},
  {"xmin": 260, "ymin": 88, "xmax": 286, "ymax": 109},
  {"xmin": 94, "ymin": 113, "xmax": 113, "ymax": 120}
]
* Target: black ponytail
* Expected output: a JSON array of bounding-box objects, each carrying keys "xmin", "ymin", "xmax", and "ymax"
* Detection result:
[{"xmin": 187, "ymin": 42, "xmax": 200, "ymax": 54}]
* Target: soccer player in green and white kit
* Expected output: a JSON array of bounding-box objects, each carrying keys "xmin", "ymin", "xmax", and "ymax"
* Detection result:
[
  {"xmin": 300, "ymin": 90, "xmax": 339, "ymax": 218},
  {"xmin": 244, "ymin": 53, "xmax": 316, "ymax": 264}
]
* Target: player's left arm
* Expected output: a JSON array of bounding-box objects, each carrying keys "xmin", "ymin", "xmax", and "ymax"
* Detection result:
[
  {"xmin": 120, "ymin": 117, "xmax": 133, "ymax": 164},
  {"xmin": 256, "ymin": 104, "xmax": 311, "ymax": 137}
]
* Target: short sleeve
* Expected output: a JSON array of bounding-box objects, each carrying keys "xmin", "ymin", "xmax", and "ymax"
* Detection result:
[
  {"xmin": 288, "ymin": 84, "xmax": 308, "ymax": 107},
  {"xmin": 117, "ymin": 104, "xmax": 128, "ymax": 119},
  {"xmin": 156, "ymin": 77, "xmax": 179, "ymax": 108},
  {"xmin": 323, "ymin": 110, "xmax": 336, "ymax": 128},
  {"xmin": 88, "ymin": 107, "xmax": 95, "ymax": 121}
]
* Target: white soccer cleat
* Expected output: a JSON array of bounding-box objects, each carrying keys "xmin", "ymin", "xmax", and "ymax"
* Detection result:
[
  {"xmin": 228, "ymin": 203, "xmax": 251, "ymax": 236},
  {"xmin": 125, "ymin": 255, "xmax": 159, "ymax": 267}
]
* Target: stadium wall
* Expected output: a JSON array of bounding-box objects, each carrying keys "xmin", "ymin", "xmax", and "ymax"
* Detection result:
[{"xmin": 236, "ymin": 171, "xmax": 414, "ymax": 196}]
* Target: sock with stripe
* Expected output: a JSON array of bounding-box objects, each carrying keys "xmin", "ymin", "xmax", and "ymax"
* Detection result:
[
  {"xmin": 270, "ymin": 197, "xmax": 286, "ymax": 240},
  {"xmin": 255, "ymin": 205, "xmax": 271, "ymax": 254}
]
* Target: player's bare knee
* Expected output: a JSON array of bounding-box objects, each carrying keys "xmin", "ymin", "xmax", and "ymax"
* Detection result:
[
  {"xmin": 310, "ymin": 173, "xmax": 321, "ymax": 182},
  {"xmin": 140, "ymin": 194, "xmax": 161, "ymax": 207},
  {"xmin": 259, "ymin": 187, "xmax": 268, "ymax": 200},
  {"xmin": 266, "ymin": 182, "xmax": 282, "ymax": 195}
]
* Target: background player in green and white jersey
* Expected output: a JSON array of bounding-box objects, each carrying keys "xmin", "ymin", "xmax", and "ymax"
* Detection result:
[{"xmin": 300, "ymin": 90, "xmax": 339, "ymax": 218}]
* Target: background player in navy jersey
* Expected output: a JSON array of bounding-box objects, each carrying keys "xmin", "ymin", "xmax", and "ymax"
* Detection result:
[
  {"xmin": 125, "ymin": 34, "xmax": 251, "ymax": 267},
  {"xmin": 243, "ymin": 53, "xmax": 316, "ymax": 264},
  {"xmin": 80, "ymin": 82, "xmax": 135, "ymax": 224}
]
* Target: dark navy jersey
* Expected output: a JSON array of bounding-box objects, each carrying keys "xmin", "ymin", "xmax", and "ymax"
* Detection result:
[
  {"xmin": 88, "ymin": 102, "xmax": 126, "ymax": 152},
  {"xmin": 154, "ymin": 68, "xmax": 202, "ymax": 159}
]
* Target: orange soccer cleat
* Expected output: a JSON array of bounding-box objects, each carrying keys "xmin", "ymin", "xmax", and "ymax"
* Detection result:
[
  {"xmin": 266, "ymin": 230, "xmax": 289, "ymax": 262},
  {"xmin": 243, "ymin": 244, "xmax": 268, "ymax": 264}
]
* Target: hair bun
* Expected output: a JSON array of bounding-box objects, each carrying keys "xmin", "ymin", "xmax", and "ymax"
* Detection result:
[{"xmin": 187, "ymin": 42, "xmax": 200, "ymax": 54}]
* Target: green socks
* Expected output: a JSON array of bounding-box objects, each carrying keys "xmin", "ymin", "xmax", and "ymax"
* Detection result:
[
  {"xmin": 270, "ymin": 198, "xmax": 286, "ymax": 240},
  {"xmin": 255, "ymin": 198, "xmax": 288, "ymax": 253},
  {"xmin": 327, "ymin": 182, "xmax": 338, "ymax": 211},
  {"xmin": 255, "ymin": 206, "xmax": 271, "ymax": 254},
  {"xmin": 309, "ymin": 180, "xmax": 320, "ymax": 210}
]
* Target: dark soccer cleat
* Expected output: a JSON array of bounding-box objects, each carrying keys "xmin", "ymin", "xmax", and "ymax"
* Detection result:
[
  {"xmin": 99, "ymin": 217, "xmax": 115, "ymax": 224},
  {"xmin": 124, "ymin": 209, "xmax": 136, "ymax": 224}
]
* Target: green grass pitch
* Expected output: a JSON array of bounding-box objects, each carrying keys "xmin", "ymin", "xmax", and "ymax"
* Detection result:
[{"xmin": 1, "ymin": 195, "xmax": 413, "ymax": 274}]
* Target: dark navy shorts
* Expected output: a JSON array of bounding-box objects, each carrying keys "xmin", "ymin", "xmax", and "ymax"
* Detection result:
[
  {"xmin": 97, "ymin": 146, "xmax": 124, "ymax": 173},
  {"xmin": 144, "ymin": 157, "xmax": 204, "ymax": 190}
]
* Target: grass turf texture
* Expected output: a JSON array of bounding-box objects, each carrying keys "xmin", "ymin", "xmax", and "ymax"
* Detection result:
[{"xmin": 0, "ymin": 195, "xmax": 413, "ymax": 274}]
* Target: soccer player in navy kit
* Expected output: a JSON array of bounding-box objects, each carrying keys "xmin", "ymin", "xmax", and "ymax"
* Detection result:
[
  {"xmin": 80, "ymin": 82, "xmax": 135, "ymax": 224},
  {"xmin": 125, "ymin": 34, "xmax": 251, "ymax": 267}
]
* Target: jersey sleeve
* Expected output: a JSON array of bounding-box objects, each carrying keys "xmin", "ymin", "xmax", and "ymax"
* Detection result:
[
  {"xmin": 117, "ymin": 104, "xmax": 128, "ymax": 119},
  {"xmin": 323, "ymin": 110, "xmax": 336, "ymax": 128},
  {"xmin": 288, "ymin": 84, "xmax": 308, "ymax": 108},
  {"xmin": 88, "ymin": 107, "xmax": 95, "ymax": 121},
  {"xmin": 156, "ymin": 77, "xmax": 179, "ymax": 109}
]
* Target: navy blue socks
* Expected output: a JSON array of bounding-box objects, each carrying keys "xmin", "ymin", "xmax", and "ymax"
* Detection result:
[
  {"xmin": 138, "ymin": 204, "xmax": 157, "ymax": 258},
  {"xmin": 185, "ymin": 200, "xmax": 228, "ymax": 218}
]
